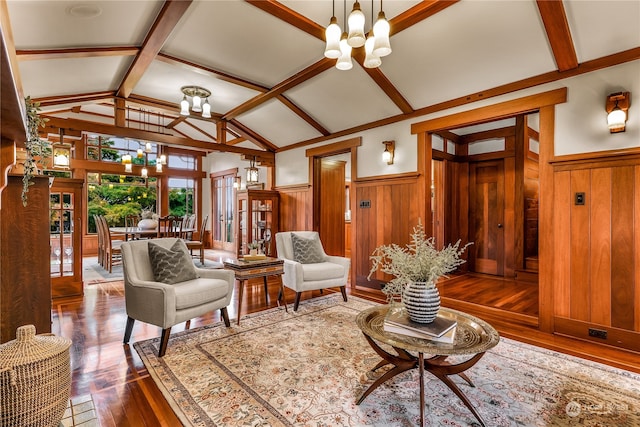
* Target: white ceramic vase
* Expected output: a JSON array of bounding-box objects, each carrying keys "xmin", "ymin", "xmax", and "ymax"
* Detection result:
[
  {"xmin": 137, "ymin": 219, "xmax": 157, "ymax": 230},
  {"xmin": 403, "ymin": 280, "xmax": 440, "ymax": 323}
]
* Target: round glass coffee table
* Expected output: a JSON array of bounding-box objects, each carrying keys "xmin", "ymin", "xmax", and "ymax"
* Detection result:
[{"xmin": 356, "ymin": 305, "xmax": 500, "ymax": 427}]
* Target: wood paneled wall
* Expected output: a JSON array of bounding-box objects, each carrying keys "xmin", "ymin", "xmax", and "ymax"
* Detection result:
[
  {"xmin": 353, "ymin": 176, "xmax": 421, "ymax": 290},
  {"xmin": 552, "ymin": 156, "xmax": 640, "ymax": 351},
  {"xmin": 277, "ymin": 184, "xmax": 313, "ymax": 234}
]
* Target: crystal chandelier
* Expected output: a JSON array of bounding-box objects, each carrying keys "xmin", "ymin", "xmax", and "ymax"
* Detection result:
[{"xmin": 324, "ymin": 0, "xmax": 391, "ymax": 70}]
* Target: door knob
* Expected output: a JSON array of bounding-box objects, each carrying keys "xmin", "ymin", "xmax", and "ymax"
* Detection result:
[{"xmin": 497, "ymin": 223, "xmax": 503, "ymax": 228}]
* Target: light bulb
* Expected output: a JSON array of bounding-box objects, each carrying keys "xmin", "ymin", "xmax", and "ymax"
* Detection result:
[
  {"xmin": 145, "ymin": 142, "xmax": 152, "ymax": 153},
  {"xmin": 180, "ymin": 95, "xmax": 189, "ymax": 115},
  {"xmin": 156, "ymin": 163, "xmax": 163, "ymax": 173},
  {"xmin": 124, "ymin": 163, "xmax": 132, "ymax": 173},
  {"xmin": 382, "ymin": 148, "xmax": 392, "ymax": 163},
  {"xmin": 364, "ymin": 33, "xmax": 381, "ymax": 68},
  {"xmin": 159, "ymin": 154, "xmax": 166, "ymax": 165},
  {"xmin": 324, "ymin": 16, "xmax": 342, "ymax": 59},
  {"xmin": 192, "ymin": 95, "xmax": 202, "ymax": 112},
  {"xmin": 336, "ymin": 33, "xmax": 353, "ymax": 71},
  {"xmin": 202, "ymin": 98, "xmax": 211, "ymax": 118},
  {"xmin": 141, "ymin": 167, "xmax": 148, "ymax": 178},
  {"xmin": 137, "ymin": 148, "xmax": 144, "ymax": 159},
  {"xmin": 607, "ymin": 106, "xmax": 626, "ymax": 131},
  {"xmin": 347, "ymin": 1, "xmax": 366, "ymax": 47},
  {"xmin": 373, "ymin": 11, "xmax": 392, "ymax": 57}
]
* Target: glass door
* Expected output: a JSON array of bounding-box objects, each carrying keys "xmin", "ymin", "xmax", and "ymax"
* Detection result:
[
  {"xmin": 212, "ymin": 172, "xmax": 236, "ymax": 252},
  {"xmin": 50, "ymin": 178, "xmax": 83, "ymax": 298}
]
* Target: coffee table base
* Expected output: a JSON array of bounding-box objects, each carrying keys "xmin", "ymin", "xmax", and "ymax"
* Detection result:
[{"xmin": 356, "ymin": 333, "xmax": 487, "ymax": 427}]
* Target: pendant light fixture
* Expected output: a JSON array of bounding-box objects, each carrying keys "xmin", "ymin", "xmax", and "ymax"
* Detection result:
[
  {"xmin": 180, "ymin": 86, "xmax": 212, "ymax": 118},
  {"xmin": 246, "ymin": 156, "xmax": 259, "ymax": 184},
  {"xmin": 324, "ymin": 0, "xmax": 391, "ymax": 70},
  {"xmin": 120, "ymin": 140, "xmax": 166, "ymax": 177}
]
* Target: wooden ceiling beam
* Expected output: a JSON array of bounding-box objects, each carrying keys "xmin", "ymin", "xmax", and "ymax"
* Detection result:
[
  {"xmin": 228, "ymin": 120, "xmax": 278, "ymax": 152},
  {"xmin": 16, "ymin": 46, "xmax": 139, "ymax": 61},
  {"xmin": 433, "ymin": 130, "xmax": 461, "ymax": 144},
  {"xmin": 223, "ymin": 58, "xmax": 335, "ymax": 120},
  {"xmin": 184, "ymin": 120, "xmax": 217, "ymax": 142},
  {"xmin": 156, "ymin": 53, "xmax": 269, "ymax": 93},
  {"xmin": 43, "ymin": 116, "xmax": 273, "ymax": 159},
  {"xmin": 116, "ymin": 0, "xmax": 193, "ymax": 98},
  {"xmin": 33, "ymin": 91, "xmax": 116, "ymax": 107},
  {"xmin": 352, "ymin": 49, "xmax": 414, "ymax": 114},
  {"xmin": 390, "ymin": 0, "xmax": 460, "ymax": 35},
  {"xmin": 536, "ymin": 0, "xmax": 578, "ymax": 71},
  {"xmin": 277, "ymin": 95, "xmax": 329, "ymax": 136},
  {"xmin": 245, "ymin": 0, "xmax": 325, "ymax": 40}
]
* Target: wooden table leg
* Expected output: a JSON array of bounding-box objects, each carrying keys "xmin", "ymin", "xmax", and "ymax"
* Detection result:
[
  {"xmin": 263, "ymin": 276, "xmax": 269, "ymax": 305},
  {"xmin": 419, "ymin": 352, "xmax": 425, "ymax": 427},
  {"xmin": 236, "ymin": 279, "xmax": 245, "ymax": 325}
]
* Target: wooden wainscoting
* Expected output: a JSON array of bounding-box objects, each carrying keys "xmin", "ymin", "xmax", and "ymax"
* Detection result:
[
  {"xmin": 552, "ymin": 153, "xmax": 640, "ymax": 352},
  {"xmin": 276, "ymin": 184, "xmax": 312, "ymax": 234},
  {"xmin": 353, "ymin": 174, "xmax": 422, "ymax": 291}
]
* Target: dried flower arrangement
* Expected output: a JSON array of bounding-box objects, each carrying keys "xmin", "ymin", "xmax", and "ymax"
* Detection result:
[{"xmin": 367, "ymin": 219, "xmax": 471, "ymax": 301}]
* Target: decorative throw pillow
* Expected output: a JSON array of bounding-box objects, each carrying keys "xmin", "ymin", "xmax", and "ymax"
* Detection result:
[
  {"xmin": 148, "ymin": 239, "xmax": 197, "ymax": 284},
  {"xmin": 291, "ymin": 233, "xmax": 325, "ymax": 264}
]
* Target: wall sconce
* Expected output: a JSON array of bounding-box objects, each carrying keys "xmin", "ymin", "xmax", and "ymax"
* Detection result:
[
  {"xmin": 246, "ymin": 157, "xmax": 259, "ymax": 184},
  {"xmin": 233, "ymin": 176, "xmax": 242, "ymax": 189},
  {"xmin": 382, "ymin": 140, "xmax": 395, "ymax": 165},
  {"xmin": 606, "ymin": 92, "xmax": 630, "ymax": 133}
]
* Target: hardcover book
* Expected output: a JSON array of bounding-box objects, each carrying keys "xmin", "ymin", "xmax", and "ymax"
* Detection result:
[
  {"xmin": 384, "ymin": 323, "xmax": 457, "ymax": 343},
  {"xmin": 384, "ymin": 310, "xmax": 457, "ymax": 338}
]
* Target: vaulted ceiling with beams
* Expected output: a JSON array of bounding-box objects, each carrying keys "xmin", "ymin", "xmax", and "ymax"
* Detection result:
[{"xmin": 3, "ymin": 0, "xmax": 639, "ymax": 158}]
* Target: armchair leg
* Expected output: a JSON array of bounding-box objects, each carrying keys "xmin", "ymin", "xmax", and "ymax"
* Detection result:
[
  {"xmin": 220, "ymin": 307, "xmax": 231, "ymax": 327},
  {"xmin": 293, "ymin": 292, "xmax": 302, "ymax": 311},
  {"xmin": 123, "ymin": 316, "xmax": 135, "ymax": 343},
  {"xmin": 340, "ymin": 286, "xmax": 348, "ymax": 302},
  {"xmin": 158, "ymin": 327, "xmax": 172, "ymax": 357}
]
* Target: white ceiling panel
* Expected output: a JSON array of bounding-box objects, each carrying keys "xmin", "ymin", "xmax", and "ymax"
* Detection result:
[
  {"xmin": 286, "ymin": 65, "xmax": 403, "ymax": 132},
  {"xmin": 134, "ymin": 60, "xmax": 261, "ymax": 114},
  {"xmin": 162, "ymin": 0, "xmax": 324, "ymax": 87},
  {"xmin": 565, "ymin": 0, "xmax": 640, "ymax": 63},
  {"xmin": 236, "ymin": 99, "xmax": 322, "ymax": 147},
  {"xmin": 7, "ymin": 0, "xmax": 163, "ymax": 49},
  {"xmin": 18, "ymin": 57, "xmax": 132, "ymax": 98},
  {"xmin": 380, "ymin": 0, "xmax": 556, "ymax": 108},
  {"xmin": 174, "ymin": 121, "xmax": 215, "ymax": 142}
]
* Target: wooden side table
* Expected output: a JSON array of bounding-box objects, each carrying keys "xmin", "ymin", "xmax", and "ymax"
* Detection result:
[
  {"xmin": 223, "ymin": 257, "xmax": 287, "ymax": 324},
  {"xmin": 356, "ymin": 305, "xmax": 500, "ymax": 427}
]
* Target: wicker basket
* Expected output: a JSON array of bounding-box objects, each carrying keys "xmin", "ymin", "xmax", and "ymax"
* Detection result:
[{"xmin": 0, "ymin": 325, "xmax": 72, "ymax": 427}]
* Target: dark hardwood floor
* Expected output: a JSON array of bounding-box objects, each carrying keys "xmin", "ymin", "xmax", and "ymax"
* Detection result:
[{"xmin": 52, "ymin": 254, "xmax": 640, "ymax": 426}]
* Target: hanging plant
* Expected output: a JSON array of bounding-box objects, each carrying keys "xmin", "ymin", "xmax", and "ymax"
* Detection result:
[{"xmin": 22, "ymin": 96, "xmax": 50, "ymax": 206}]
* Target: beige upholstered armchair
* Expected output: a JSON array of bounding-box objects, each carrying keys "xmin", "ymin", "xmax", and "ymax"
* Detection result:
[
  {"xmin": 121, "ymin": 238, "xmax": 234, "ymax": 357},
  {"xmin": 275, "ymin": 231, "xmax": 350, "ymax": 311}
]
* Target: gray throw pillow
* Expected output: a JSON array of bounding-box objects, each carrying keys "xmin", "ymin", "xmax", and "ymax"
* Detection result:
[
  {"xmin": 148, "ymin": 239, "xmax": 197, "ymax": 284},
  {"xmin": 291, "ymin": 233, "xmax": 325, "ymax": 264}
]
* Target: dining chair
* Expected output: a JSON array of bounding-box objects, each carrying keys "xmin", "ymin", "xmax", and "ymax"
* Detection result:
[
  {"xmin": 157, "ymin": 215, "xmax": 181, "ymax": 238},
  {"xmin": 93, "ymin": 215, "xmax": 104, "ymax": 267},
  {"xmin": 98, "ymin": 215, "xmax": 125, "ymax": 273},
  {"xmin": 185, "ymin": 215, "xmax": 208, "ymax": 264},
  {"xmin": 124, "ymin": 214, "xmax": 140, "ymax": 240}
]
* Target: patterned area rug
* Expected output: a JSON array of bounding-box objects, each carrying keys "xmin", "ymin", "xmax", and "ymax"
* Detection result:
[{"xmin": 134, "ymin": 295, "xmax": 640, "ymax": 426}]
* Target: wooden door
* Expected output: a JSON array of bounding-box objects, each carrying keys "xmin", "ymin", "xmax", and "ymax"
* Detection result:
[
  {"xmin": 316, "ymin": 159, "xmax": 346, "ymax": 256},
  {"xmin": 50, "ymin": 178, "xmax": 84, "ymax": 298},
  {"xmin": 469, "ymin": 161, "xmax": 505, "ymax": 275}
]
